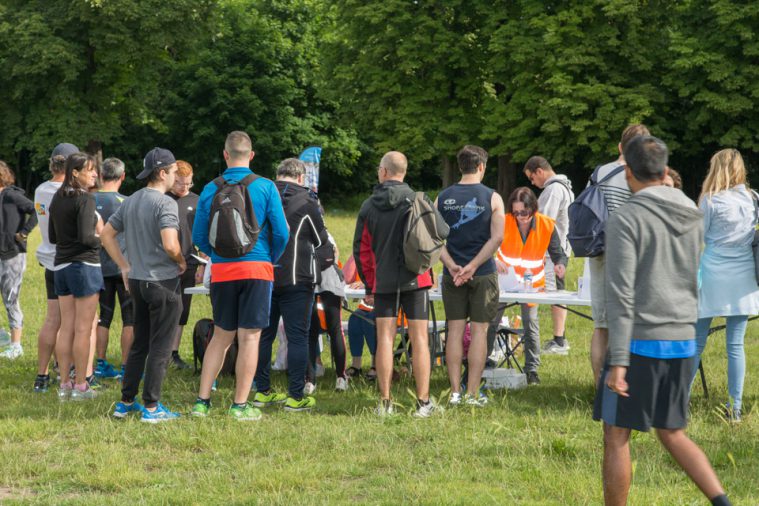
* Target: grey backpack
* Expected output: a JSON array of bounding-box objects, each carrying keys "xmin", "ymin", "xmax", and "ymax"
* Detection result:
[
  {"xmin": 402, "ymin": 192, "xmax": 450, "ymax": 274},
  {"xmin": 208, "ymin": 174, "xmax": 261, "ymax": 258}
]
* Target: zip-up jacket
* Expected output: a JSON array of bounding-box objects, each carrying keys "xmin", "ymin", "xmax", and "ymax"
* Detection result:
[
  {"xmin": 352, "ymin": 180, "xmax": 433, "ymax": 294},
  {"xmin": 0, "ymin": 185, "xmax": 37, "ymax": 260},
  {"xmin": 274, "ymin": 180, "xmax": 329, "ymax": 288},
  {"xmin": 193, "ymin": 166, "xmax": 289, "ymax": 283}
]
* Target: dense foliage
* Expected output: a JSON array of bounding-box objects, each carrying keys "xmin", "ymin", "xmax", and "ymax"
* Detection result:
[{"xmin": 2, "ymin": 0, "xmax": 759, "ymax": 198}]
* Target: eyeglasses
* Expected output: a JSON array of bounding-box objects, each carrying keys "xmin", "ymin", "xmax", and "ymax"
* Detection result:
[
  {"xmin": 512, "ymin": 210, "xmax": 532, "ymax": 217},
  {"xmin": 175, "ymin": 182, "xmax": 193, "ymax": 188}
]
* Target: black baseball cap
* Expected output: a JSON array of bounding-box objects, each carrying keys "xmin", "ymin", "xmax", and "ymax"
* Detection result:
[
  {"xmin": 138, "ymin": 147, "xmax": 176, "ymax": 180},
  {"xmin": 51, "ymin": 143, "xmax": 79, "ymax": 159}
]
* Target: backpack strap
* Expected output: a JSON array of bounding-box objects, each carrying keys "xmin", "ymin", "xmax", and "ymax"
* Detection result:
[
  {"xmin": 592, "ymin": 164, "xmax": 625, "ymax": 186},
  {"xmin": 212, "ymin": 176, "xmax": 227, "ymax": 189}
]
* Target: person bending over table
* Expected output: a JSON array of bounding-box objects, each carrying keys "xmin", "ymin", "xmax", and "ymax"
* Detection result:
[{"xmin": 491, "ymin": 187, "xmax": 567, "ymax": 385}]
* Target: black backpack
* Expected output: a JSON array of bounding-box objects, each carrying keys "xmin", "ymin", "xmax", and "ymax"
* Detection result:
[
  {"xmin": 208, "ymin": 174, "xmax": 261, "ymax": 258},
  {"xmin": 192, "ymin": 318, "xmax": 238, "ymax": 375},
  {"xmin": 567, "ymin": 164, "xmax": 625, "ymax": 257}
]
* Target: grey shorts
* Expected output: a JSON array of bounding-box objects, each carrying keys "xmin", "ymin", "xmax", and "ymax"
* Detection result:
[
  {"xmin": 589, "ymin": 255, "xmax": 606, "ymax": 328},
  {"xmin": 442, "ymin": 272, "xmax": 499, "ymax": 323}
]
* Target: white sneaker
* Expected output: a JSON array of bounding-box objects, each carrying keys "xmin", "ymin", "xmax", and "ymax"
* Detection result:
[
  {"xmin": 0, "ymin": 344, "xmax": 23, "ymax": 360},
  {"xmin": 304, "ymin": 381, "xmax": 316, "ymax": 395},
  {"xmin": 449, "ymin": 392, "xmax": 462, "ymax": 406},
  {"xmin": 464, "ymin": 392, "xmax": 488, "ymax": 407},
  {"xmin": 414, "ymin": 400, "xmax": 442, "ymax": 418},
  {"xmin": 335, "ymin": 377, "xmax": 348, "ymax": 392},
  {"xmin": 543, "ymin": 339, "xmax": 570, "ymax": 356},
  {"xmin": 374, "ymin": 399, "xmax": 395, "ymax": 417}
]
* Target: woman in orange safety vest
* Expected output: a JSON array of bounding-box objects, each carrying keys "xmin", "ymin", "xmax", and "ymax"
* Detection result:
[{"xmin": 494, "ymin": 187, "xmax": 568, "ymax": 385}]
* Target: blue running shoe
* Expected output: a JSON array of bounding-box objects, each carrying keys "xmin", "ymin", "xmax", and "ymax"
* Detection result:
[
  {"xmin": 113, "ymin": 401, "xmax": 144, "ymax": 418},
  {"xmin": 141, "ymin": 403, "xmax": 181, "ymax": 423},
  {"xmin": 96, "ymin": 360, "xmax": 122, "ymax": 379}
]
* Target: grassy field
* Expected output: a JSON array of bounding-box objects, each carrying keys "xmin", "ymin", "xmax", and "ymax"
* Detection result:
[{"xmin": 0, "ymin": 212, "xmax": 757, "ymax": 505}]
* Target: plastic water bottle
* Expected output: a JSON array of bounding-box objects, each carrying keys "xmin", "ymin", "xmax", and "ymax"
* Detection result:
[
  {"xmin": 0, "ymin": 329, "xmax": 11, "ymax": 348},
  {"xmin": 524, "ymin": 270, "xmax": 533, "ymax": 292}
]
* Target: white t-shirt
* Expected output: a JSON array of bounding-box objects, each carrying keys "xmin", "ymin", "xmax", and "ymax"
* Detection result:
[
  {"xmin": 34, "ymin": 180, "xmax": 62, "ymax": 270},
  {"xmin": 595, "ymin": 160, "xmax": 631, "ymax": 213}
]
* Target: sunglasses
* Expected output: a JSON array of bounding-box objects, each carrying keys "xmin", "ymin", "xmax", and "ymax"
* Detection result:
[{"xmin": 512, "ymin": 210, "xmax": 532, "ymax": 217}]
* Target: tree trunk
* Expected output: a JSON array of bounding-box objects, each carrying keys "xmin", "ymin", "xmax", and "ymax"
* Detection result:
[
  {"xmin": 441, "ymin": 155, "xmax": 456, "ymax": 189},
  {"xmin": 497, "ymin": 154, "xmax": 517, "ymax": 202},
  {"xmin": 86, "ymin": 139, "xmax": 103, "ymax": 165}
]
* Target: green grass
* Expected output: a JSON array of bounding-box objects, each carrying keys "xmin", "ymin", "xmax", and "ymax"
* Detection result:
[{"xmin": 0, "ymin": 214, "xmax": 757, "ymax": 504}]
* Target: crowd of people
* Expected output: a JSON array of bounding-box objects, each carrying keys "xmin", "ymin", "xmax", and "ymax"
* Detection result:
[{"xmin": 0, "ymin": 125, "xmax": 749, "ymax": 505}]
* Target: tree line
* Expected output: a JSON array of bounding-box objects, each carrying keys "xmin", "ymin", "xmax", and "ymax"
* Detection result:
[{"xmin": 2, "ymin": 0, "xmax": 758, "ymax": 201}]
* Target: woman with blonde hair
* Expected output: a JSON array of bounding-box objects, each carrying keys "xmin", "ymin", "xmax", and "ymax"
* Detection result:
[{"xmin": 691, "ymin": 148, "xmax": 759, "ymax": 422}]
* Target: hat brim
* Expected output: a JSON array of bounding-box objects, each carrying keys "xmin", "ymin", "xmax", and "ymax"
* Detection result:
[{"xmin": 136, "ymin": 168, "xmax": 153, "ymax": 180}]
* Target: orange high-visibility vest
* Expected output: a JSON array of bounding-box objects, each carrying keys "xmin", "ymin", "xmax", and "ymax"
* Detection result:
[{"xmin": 498, "ymin": 213, "xmax": 556, "ymax": 289}]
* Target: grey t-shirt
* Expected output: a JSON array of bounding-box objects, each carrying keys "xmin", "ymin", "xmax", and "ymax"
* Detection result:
[{"xmin": 108, "ymin": 187, "xmax": 180, "ymax": 281}]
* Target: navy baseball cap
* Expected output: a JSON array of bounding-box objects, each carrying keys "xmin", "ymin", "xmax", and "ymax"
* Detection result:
[
  {"xmin": 51, "ymin": 143, "xmax": 79, "ymax": 159},
  {"xmin": 138, "ymin": 147, "xmax": 176, "ymax": 180}
]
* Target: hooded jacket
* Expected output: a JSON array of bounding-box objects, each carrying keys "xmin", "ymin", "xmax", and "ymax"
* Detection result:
[
  {"xmin": 539, "ymin": 174, "xmax": 574, "ymax": 253},
  {"xmin": 353, "ymin": 180, "xmax": 433, "ymax": 294},
  {"xmin": 605, "ymin": 185, "xmax": 703, "ymax": 367},
  {"xmin": 274, "ymin": 180, "xmax": 329, "ymax": 288},
  {"xmin": 0, "ymin": 185, "xmax": 38, "ymax": 260}
]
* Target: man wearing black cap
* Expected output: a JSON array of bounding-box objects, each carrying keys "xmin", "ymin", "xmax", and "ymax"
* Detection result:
[
  {"xmin": 33, "ymin": 143, "xmax": 79, "ymax": 392},
  {"xmin": 101, "ymin": 147, "xmax": 186, "ymax": 423}
]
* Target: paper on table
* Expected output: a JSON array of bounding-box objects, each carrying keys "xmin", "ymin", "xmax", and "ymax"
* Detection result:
[
  {"xmin": 191, "ymin": 254, "xmax": 209, "ymax": 265},
  {"xmin": 498, "ymin": 266, "xmax": 521, "ymax": 292}
]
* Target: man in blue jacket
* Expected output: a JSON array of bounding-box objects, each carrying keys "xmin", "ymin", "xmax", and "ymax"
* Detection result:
[{"xmin": 191, "ymin": 131, "xmax": 289, "ymax": 421}]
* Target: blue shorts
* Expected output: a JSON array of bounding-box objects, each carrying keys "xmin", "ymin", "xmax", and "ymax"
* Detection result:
[
  {"xmin": 210, "ymin": 279, "xmax": 272, "ymax": 331},
  {"xmin": 54, "ymin": 263, "xmax": 104, "ymax": 298}
]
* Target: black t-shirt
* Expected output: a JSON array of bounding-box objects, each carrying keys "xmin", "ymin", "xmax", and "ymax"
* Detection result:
[
  {"xmin": 167, "ymin": 191, "xmax": 200, "ymax": 264},
  {"xmin": 49, "ymin": 190, "xmax": 100, "ymax": 265}
]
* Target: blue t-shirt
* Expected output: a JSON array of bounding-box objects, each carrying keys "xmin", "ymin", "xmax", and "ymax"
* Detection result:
[
  {"xmin": 95, "ymin": 191, "xmax": 127, "ymax": 277},
  {"xmin": 630, "ymin": 339, "xmax": 696, "ymax": 359},
  {"xmin": 437, "ymin": 183, "xmax": 495, "ymax": 276}
]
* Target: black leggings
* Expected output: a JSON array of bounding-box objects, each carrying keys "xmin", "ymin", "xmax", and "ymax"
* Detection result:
[
  {"xmin": 98, "ymin": 275, "xmax": 134, "ymax": 328},
  {"xmin": 307, "ymin": 292, "xmax": 346, "ymax": 382}
]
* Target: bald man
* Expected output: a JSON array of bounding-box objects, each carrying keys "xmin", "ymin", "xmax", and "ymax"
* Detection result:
[{"xmin": 352, "ymin": 151, "xmax": 439, "ymax": 417}]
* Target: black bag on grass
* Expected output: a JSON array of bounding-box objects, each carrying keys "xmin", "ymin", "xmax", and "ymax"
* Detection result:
[{"xmin": 192, "ymin": 318, "xmax": 238, "ymax": 375}]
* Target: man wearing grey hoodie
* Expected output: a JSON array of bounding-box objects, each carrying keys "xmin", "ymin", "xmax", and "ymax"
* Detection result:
[
  {"xmin": 594, "ymin": 136, "xmax": 730, "ymax": 506},
  {"xmin": 524, "ymin": 156, "xmax": 574, "ymax": 355}
]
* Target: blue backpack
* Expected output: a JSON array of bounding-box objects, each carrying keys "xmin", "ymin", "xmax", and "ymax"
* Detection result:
[{"xmin": 567, "ymin": 164, "xmax": 625, "ymax": 257}]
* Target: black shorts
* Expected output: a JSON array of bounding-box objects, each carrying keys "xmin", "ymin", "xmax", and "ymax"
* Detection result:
[
  {"xmin": 45, "ymin": 268, "xmax": 57, "ymax": 300},
  {"xmin": 99, "ymin": 275, "xmax": 134, "ymax": 328},
  {"xmin": 210, "ymin": 278, "xmax": 272, "ymax": 331},
  {"xmin": 593, "ymin": 353, "xmax": 694, "ymax": 432},
  {"xmin": 374, "ymin": 289, "xmax": 429, "ymax": 320}
]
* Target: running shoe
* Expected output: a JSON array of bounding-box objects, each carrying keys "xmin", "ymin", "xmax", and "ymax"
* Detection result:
[
  {"xmin": 542, "ymin": 339, "xmax": 570, "ymax": 356},
  {"xmin": 58, "ymin": 383, "xmax": 73, "ymax": 402},
  {"xmin": 449, "ymin": 392, "xmax": 462, "ymax": 406},
  {"xmin": 95, "ymin": 360, "xmax": 122, "ymax": 379},
  {"xmin": 252, "ymin": 390, "xmax": 287, "ymax": 407},
  {"xmin": 303, "ymin": 382, "xmax": 316, "ymax": 395},
  {"xmin": 228, "ymin": 403, "xmax": 263, "ymax": 421},
  {"xmin": 71, "ymin": 385, "xmax": 99, "ymax": 401},
  {"xmin": 284, "ymin": 396, "xmax": 315, "ymax": 412},
  {"xmin": 374, "ymin": 399, "xmax": 395, "ymax": 417},
  {"xmin": 335, "ymin": 377, "xmax": 348, "ymax": 392},
  {"xmin": 526, "ymin": 371, "xmax": 541, "ymax": 385},
  {"xmin": 87, "ymin": 375, "xmax": 105, "ymax": 391},
  {"xmin": 141, "ymin": 404, "xmax": 180, "ymax": 423},
  {"xmin": 113, "ymin": 401, "xmax": 144, "ymax": 418},
  {"xmin": 414, "ymin": 399, "xmax": 441, "ymax": 418},
  {"xmin": 34, "ymin": 374, "xmax": 50, "ymax": 393},
  {"xmin": 191, "ymin": 401, "xmax": 210, "ymax": 417},
  {"xmin": 0, "ymin": 343, "xmax": 23, "ymax": 360},
  {"xmin": 171, "ymin": 353, "xmax": 191, "ymax": 370},
  {"xmin": 345, "ymin": 366, "xmax": 362, "ymax": 378},
  {"xmin": 464, "ymin": 392, "xmax": 488, "ymax": 407}
]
